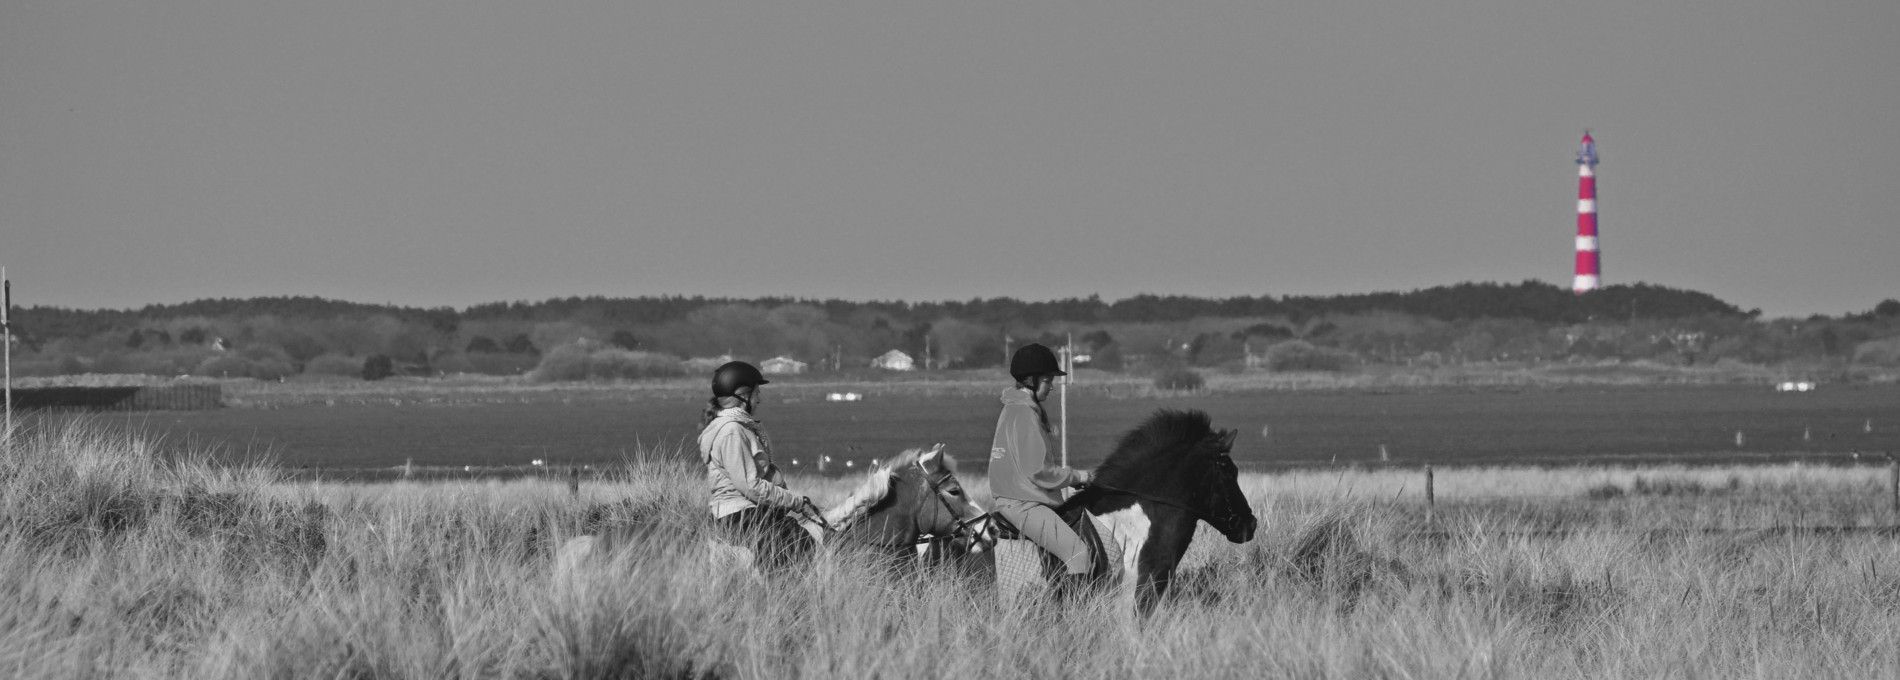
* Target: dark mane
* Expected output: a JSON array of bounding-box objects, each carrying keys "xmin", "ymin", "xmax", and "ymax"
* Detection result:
[{"xmin": 1093, "ymin": 409, "xmax": 1214, "ymax": 482}]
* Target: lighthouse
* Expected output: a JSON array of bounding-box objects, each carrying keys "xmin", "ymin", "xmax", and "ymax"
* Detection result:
[{"xmin": 1573, "ymin": 132, "xmax": 1601, "ymax": 293}]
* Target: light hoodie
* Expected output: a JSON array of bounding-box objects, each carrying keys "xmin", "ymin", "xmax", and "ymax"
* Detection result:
[
  {"xmin": 987, "ymin": 387, "xmax": 1089, "ymax": 506},
  {"xmin": 700, "ymin": 407, "xmax": 804, "ymax": 519}
]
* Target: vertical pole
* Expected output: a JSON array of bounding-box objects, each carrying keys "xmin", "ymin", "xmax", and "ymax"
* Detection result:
[
  {"xmin": 1059, "ymin": 333, "xmax": 1070, "ymax": 469},
  {"xmin": 3, "ymin": 267, "xmax": 10, "ymax": 443},
  {"xmin": 1425, "ymin": 464, "xmax": 1435, "ymax": 525},
  {"xmin": 569, "ymin": 467, "xmax": 581, "ymax": 497}
]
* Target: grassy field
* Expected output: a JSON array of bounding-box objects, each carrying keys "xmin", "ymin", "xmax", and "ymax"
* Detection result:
[{"xmin": 5, "ymin": 421, "xmax": 1899, "ymax": 678}]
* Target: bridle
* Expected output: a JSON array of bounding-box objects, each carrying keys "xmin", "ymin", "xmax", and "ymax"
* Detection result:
[
  {"xmin": 1087, "ymin": 479, "xmax": 1249, "ymax": 535},
  {"xmin": 909, "ymin": 468, "xmax": 992, "ymax": 550}
]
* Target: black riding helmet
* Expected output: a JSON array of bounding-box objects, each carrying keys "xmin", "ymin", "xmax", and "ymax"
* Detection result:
[
  {"xmin": 711, "ymin": 360, "xmax": 770, "ymax": 398},
  {"xmin": 1009, "ymin": 343, "xmax": 1068, "ymax": 382}
]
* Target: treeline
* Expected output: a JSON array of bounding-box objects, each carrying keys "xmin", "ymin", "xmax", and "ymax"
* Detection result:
[{"xmin": 5, "ymin": 281, "xmax": 1897, "ymax": 382}]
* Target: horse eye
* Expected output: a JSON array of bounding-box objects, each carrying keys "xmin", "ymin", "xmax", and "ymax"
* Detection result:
[{"xmin": 948, "ymin": 488, "xmax": 964, "ymax": 496}]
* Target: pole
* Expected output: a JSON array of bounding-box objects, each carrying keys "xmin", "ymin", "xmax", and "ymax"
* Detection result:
[
  {"xmin": 1059, "ymin": 333, "xmax": 1070, "ymax": 469},
  {"xmin": 1425, "ymin": 464, "xmax": 1435, "ymax": 525},
  {"xmin": 3, "ymin": 267, "xmax": 11, "ymax": 443}
]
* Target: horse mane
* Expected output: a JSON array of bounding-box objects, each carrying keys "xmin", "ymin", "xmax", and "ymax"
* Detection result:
[
  {"xmin": 822, "ymin": 447, "xmax": 924, "ymax": 530},
  {"xmin": 1092, "ymin": 409, "xmax": 1214, "ymax": 484}
]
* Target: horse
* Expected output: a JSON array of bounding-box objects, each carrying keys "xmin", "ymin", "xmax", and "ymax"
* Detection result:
[
  {"xmin": 995, "ymin": 409, "xmax": 1257, "ymax": 614},
  {"xmin": 552, "ymin": 443, "xmax": 989, "ymax": 581}
]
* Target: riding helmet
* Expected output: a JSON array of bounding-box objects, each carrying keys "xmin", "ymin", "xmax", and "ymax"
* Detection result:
[
  {"xmin": 711, "ymin": 361, "xmax": 770, "ymax": 397},
  {"xmin": 1009, "ymin": 343, "xmax": 1068, "ymax": 381}
]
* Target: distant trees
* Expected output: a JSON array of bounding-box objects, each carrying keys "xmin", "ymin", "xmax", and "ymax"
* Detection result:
[{"xmin": 7, "ymin": 282, "xmax": 1899, "ymax": 381}]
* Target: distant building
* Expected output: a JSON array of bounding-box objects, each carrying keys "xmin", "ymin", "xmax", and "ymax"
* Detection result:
[
  {"xmin": 761, "ymin": 355, "xmax": 808, "ymax": 375},
  {"xmin": 871, "ymin": 350, "xmax": 915, "ymax": 371}
]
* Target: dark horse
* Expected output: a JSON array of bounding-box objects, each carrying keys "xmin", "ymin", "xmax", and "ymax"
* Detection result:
[{"xmin": 996, "ymin": 409, "xmax": 1257, "ymax": 614}]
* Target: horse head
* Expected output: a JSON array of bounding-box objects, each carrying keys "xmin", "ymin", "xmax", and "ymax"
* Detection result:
[
  {"xmin": 825, "ymin": 444, "xmax": 989, "ymax": 551},
  {"xmin": 1094, "ymin": 409, "xmax": 1257, "ymax": 544},
  {"xmin": 1190, "ymin": 427, "xmax": 1257, "ymax": 544}
]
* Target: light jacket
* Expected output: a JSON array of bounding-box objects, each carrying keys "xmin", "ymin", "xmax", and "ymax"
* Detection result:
[
  {"xmin": 987, "ymin": 387, "xmax": 1089, "ymax": 506},
  {"xmin": 701, "ymin": 407, "xmax": 804, "ymax": 519}
]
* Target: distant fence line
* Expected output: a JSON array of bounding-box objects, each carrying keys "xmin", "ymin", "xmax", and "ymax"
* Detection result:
[{"xmin": 10, "ymin": 385, "xmax": 224, "ymax": 411}]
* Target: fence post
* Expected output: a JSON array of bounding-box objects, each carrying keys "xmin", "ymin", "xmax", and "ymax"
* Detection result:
[
  {"xmin": 1889, "ymin": 456, "xmax": 1897, "ymax": 516},
  {"xmin": 569, "ymin": 467, "xmax": 581, "ymax": 497},
  {"xmin": 1425, "ymin": 464, "xmax": 1435, "ymax": 526}
]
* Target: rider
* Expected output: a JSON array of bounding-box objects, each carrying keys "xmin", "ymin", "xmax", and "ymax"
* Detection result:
[
  {"xmin": 701, "ymin": 360, "xmax": 820, "ymax": 573},
  {"xmin": 988, "ymin": 343, "xmax": 1094, "ymax": 590}
]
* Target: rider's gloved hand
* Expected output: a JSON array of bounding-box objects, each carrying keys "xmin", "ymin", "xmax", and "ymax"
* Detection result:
[{"xmin": 1071, "ymin": 470, "xmax": 1093, "ymax": 488}]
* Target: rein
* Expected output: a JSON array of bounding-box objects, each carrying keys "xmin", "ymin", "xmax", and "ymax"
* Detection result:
[
  {"xmin": 1088, "ymin": 481, "xmax": 1252, "ymax": 533},
  {"xmin": 905, "ymin": 469, "xmax": 990, "ymax": 549},
  {"xmin": 1079, "ymin": 482, "xmax": 1194, "ymax": 514}
]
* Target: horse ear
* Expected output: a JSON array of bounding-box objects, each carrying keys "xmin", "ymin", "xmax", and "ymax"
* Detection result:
[
  {"xmin": 920, "ymin": 443, "xmax": 945, "ymax": 470},
  {"xmin": 1219, "ymin": 429, "xmax": 1239, "ymax": 450}
]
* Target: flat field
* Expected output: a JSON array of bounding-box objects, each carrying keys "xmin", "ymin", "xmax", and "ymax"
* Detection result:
[
  {"xmin": 4, "ymin": 423, "xmax": 1899, "ymax": 679},
  {"xmin": 37, "ymin": 382, "xmax": 1900, "ymax": 478}
]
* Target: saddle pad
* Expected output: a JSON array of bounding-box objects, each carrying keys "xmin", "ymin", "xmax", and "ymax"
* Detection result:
[
  {"xmin": 991, "ymin": 517, "xmax": 1124, "ymax": 604},
  {"xmin": 993, "ymin": 539, "xmax": 1044, "ymax": 604}
]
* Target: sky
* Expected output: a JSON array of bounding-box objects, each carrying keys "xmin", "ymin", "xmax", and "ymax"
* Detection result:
[{"xmin": 3, "ymin": 1, "xmax": 1895, "ymax": 319}]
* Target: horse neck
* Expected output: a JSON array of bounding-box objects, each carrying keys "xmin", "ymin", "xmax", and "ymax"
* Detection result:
[
  {"xmin": 841, "ymin": 478, "xmax": 923, "ymax": 548},
  {"xmin": 840, "ymin": 508, "xmax": 910, "ymax": 546},
  {"xmin": 1090, "ymin": 463, "xmax": 1192, "ymax": 513}
]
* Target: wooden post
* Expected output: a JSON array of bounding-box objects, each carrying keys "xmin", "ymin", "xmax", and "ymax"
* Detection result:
[
  {"xmin": 1889, "ymin": 456, "xmax": 1897, "ymax": 516},
  {"xmin": 1425, "ymin": 464, "xmax": 1435, "ymax": 525},
  {"xmin": 402, "ymin": 458, "xmax": 413, "ymax": 480},
  {"xmin": 569, "ymin": 467, "xmax": 581, "ymax": 497}
]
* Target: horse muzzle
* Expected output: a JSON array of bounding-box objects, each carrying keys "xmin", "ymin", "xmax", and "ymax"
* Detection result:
[{"xmin": 1223, "ymin": 515, "xmax": 1258, "ymax": 543}]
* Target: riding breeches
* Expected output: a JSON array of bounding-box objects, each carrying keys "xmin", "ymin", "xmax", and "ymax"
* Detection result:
[
  {"xmin": 992, "ymin": 497, "xmax": 1091, "ymax": 575},
  {"xmin": 714, "ymin": 506, "xmax": 816, "ymax": 574}
]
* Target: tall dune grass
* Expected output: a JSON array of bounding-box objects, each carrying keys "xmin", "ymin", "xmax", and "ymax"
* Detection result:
[{"xmin": 3, "ymin": 422, "xmax": 1898, "ymax": 678}]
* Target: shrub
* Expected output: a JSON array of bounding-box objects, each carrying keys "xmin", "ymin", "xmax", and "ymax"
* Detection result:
[
  {"xmin": 586, "ymin": 349, "xmax": 689, "ymax": 380},
  {"xmin": 529, "ymin": 342, "xmax": 687, "ymax": 382},
  {"xmin": 1152, "ymin": 367, "xmax": 1205, "ymax": 391},
  {"xmin": 303, "ymin": 353, "xmax": 362, "ymax": 377},
  {"xmin": 465, "ymin": 335, "xmax": 501, "ymax": 353},
  {"xmin": 1852, "ymin": 337, "xmax": 1900, "ymax": 367},
  {"xmin": 462, "ymin": 352, "xmax": 541, "ymax": 376},
  {"xmin": 194, "ymin": 355, "xmax": 293, "ymax": 381},
  {"xmin": 361, "ymin": 354, "xmax": 395, "ymax": 381},
  {"xmin": 1264, "ymin": 340, "xmax": 1355, "ymax": 372}
]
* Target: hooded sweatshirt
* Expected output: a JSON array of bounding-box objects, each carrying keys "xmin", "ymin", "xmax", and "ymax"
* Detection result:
[
  {"xmin": 987, "ymin": 387, "xmax": 1089, "ymax": 506},
  {"xmin": 701, "ymin": 407, "xmax": 805, "ymax": 518}
]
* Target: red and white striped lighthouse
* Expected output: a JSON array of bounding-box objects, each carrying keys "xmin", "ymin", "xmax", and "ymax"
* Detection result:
[{"xmin": 1573, "ymin": 132, "xmax": 1601, "ymax": 293}]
